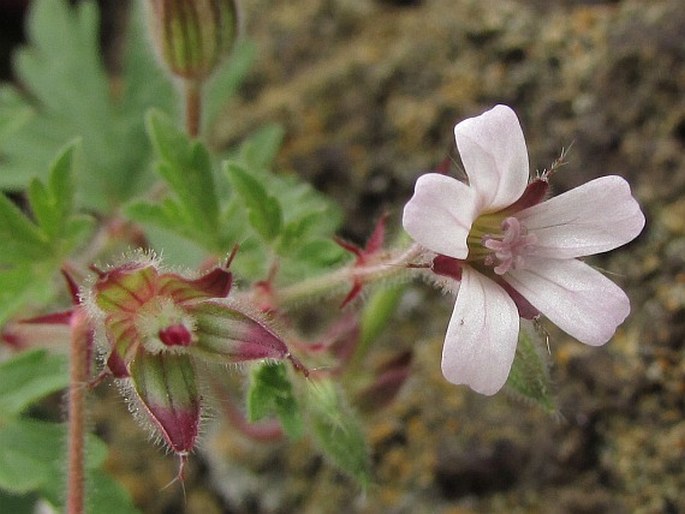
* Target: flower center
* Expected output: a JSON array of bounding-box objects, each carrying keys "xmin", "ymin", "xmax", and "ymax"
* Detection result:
[
  {"xmin": 136, "ymin": 297, "xmax": 197, "ymax": 354},
  {"xmin": 468, "ymin": 215, "xmax": 536, "ymax": 275}
]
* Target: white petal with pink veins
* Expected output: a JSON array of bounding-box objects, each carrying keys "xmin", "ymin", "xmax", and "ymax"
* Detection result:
[
  {"xmin": 504, "ymin": 257, "xmax": 630, "ymax": 346},
  {"xmin": 455, "ymin": 105, "xmax": 529, "ymax": 212},
  {"xmin": 402, "ymin": 173, "xmax": 479, "ymax": 259},
  {"xmin": 441, "ymin": 266, "xmax": 519, "ymax": 395},
  {"xmin": 517, "ymin": 176, "xmax": 645, "ymax": 259}
]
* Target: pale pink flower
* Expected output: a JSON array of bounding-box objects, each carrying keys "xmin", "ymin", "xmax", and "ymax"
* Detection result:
[{"xmin": 402, "ymin": 105, "xmax": 645, "ymax": 395}]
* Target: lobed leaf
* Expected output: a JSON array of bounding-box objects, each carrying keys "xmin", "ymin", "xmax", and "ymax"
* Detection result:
[
  {"xmin": 225, "ymin": 162, "xmax": 283, "ymax": 242},
  {"xmin": 0, "ymin": 0, "xmax": 174, "ymax": 211},
  {"xmin": 128, "ymin": 110, "xmax": 223, "ymax": 251},
  {"xmin": 247, "ymin": 362, "xmax": 303, "ymax": 439}
]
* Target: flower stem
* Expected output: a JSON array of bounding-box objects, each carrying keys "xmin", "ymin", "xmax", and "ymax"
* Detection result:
[
  {"xmin": 273, "ymin": 244, "xmax": 424, "ymax": 308},
  {"xmin": 185, "ymin": 80, "xmax": 202, "ymax": 138},
  {"xmin": 66, "ymin": 308, "xmax": 90, "ymax": 514}
]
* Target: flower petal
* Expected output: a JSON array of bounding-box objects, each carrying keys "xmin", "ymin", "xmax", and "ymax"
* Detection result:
[
  {"xmin": 517, "ymin": 176, "xmax": 645, "ymax": 258},
  {"xmin": 504, "ymin": 257, "xmax": 630, "ymax": 346},
  {"xmin": 441, "ymin": 266, "xmax": 519, "ymax": 395},
  {"xmin": 402, "ymin": 173, "xmax": 479, "ymax": 259},
  {"xmin": 455, "ymin": 105, "xmax": 529, "ymax": 212}
]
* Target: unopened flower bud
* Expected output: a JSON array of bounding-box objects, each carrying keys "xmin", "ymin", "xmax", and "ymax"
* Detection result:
[
  {"xmin": 130, "ymin": 350, "xmax": 200, "ymax": 454},
  {"xmin": 148, "ymin": 0, "xmax": 238, "ymax": 81},
  {"xmin": 85, "ymin": 253, "xmax": 304, "ymax": 457},
  {"xmin": 189, "ymin": 299, "xmax": 291, "ymax": 363}
]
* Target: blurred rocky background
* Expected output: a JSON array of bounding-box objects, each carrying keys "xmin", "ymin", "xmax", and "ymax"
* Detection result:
[{"xmin": 2, "ymin": 0, "xmax": 684, "ymax": 512}]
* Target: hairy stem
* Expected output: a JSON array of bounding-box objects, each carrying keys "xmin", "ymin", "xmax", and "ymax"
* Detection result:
[
  {"xmin": 66, "ymin": 308, "xmax": 90, "ymax": 514},
  {"xmin": 273, "ymin": 243, "xmax": 424, "ymax": 307}
]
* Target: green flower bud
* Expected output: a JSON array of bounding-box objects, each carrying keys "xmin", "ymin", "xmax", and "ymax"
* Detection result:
[{"xmin": 148, "ymin": 0, "xmax": 238, "ymax": 81}]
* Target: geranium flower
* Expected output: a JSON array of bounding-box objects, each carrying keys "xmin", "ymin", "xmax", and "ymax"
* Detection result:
[{"xmin": 402, "ymin": 105, "xmax": 645, "ymax": 395}]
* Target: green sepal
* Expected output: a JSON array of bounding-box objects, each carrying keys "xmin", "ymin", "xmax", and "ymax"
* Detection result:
[
  {"xmin": 505, "ymin": 320, "xmax": 557, "ymax": 414},
  {"xmin": 305, "ymin": 379, "xmax": 371, "ymax": 487},
  {"xmin": 129, "ymin": 350, "xmax": 200, "ymax": 454},
  {"xmin": 359, "ymin": 284, "xmax": 405, "ymax": 350},
  {"xmin": 93, "ymin": 263, "xmax": 158, "ymax": 314},
  {"xmin": 247, "ymin": 362, "xmax": 303, "ymax": 439},
  {"xmin": 189, "ymin": 299, "xmax": 290, "ymax": 364}
]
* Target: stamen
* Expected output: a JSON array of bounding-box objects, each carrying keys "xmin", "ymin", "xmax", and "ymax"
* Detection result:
[{"xmin": 481, "ymin": 217, "xmax": 537, "ymax": 275}]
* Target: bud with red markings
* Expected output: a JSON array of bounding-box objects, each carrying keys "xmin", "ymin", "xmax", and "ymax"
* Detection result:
[{"xmin": 84, "ymin": 252, "xmax": 298, "ymax": 455}]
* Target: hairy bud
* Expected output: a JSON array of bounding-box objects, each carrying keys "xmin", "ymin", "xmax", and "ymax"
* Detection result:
[{"xmin": 83, "ymin": 253, "xmax": 302, "ymax": 456}]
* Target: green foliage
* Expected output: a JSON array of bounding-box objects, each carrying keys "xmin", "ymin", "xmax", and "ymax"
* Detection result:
[
  {"xmin": 506, "ymin": 320, "xmax": 557, "ymax": 414},
  {"xmin": 226, "ymin": 162, "xmax": 283, "ymax": 242},
  {"xmin": 0, "ymin": 0, "xmax": 173, "ymax": 211},
  {"xmin": 0, "ymin": 419, "xmax": 138, "ymax": 513},
  {"xmin": 359, "ymin": 284, "xmax": 405, "ymax": 349},
  {"xmin": 0, "ymin": 141, "xmax": 93, "ymax": 325},
  {"xmin": 225, "ymin": 125, "xmax": 346, "ymax": 281},
  {"xmin": 129, "ymin": 117, "xmax": 345, "ymax": 280},
  {"xmin": 127, "ymin": 110, "xmax": 225, "ymax": 251},
  {"xmin": 202, "ymin": 39, "xmax": 257, "ymax": 132},
  {"xmin": 0, "ymin": 350, "xmax": 139, "ymax": 513},
  {"xmin": 247, "ymin": 362, "xmax": 303, "ymax": 439},
  {"xmin": 0, "ymin": 0, "xmax": 253, "ymax": 214},
  {"xmin": 0, "ymin": 350, "xmax": 68, "ymax": 420},
  {"xmin": 305, "ymin": 379, "xmax": 371, "ymax": 486}
]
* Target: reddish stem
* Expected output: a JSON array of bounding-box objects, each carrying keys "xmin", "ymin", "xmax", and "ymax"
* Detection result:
[
  {"xmin": 185, "ymin": 80, "xmax": 202, "ymax": 138},
  {"xmin": 66, "ymin": 308, "xmax": 90, "ymax": 514}
]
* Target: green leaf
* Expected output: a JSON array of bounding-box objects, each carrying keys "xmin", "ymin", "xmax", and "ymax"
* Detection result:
[
  {"xmin": 0, "ymin": 87, "xmax": 33, "ymax": 142},
  {"xmin": 0, "ymin": 419, "xmax": 107, "ymax": 499},
  {"xmin": 505, "ymin": 320, "xmax": 557, "ymax": 415},
  {"xmin": 238, "ymin": 123, "xmax": 285, "ymax": 171},
  {"xmin": 0, "ymin": 140, "xmax": 90, "ymax": 267},
  {"xmin": 87, "ymin": 470, "xmax": 141, "ymax": 514},
  {"xmin": 0, "ymin": 140, "xmax": 92, "ymax": 323},
  {"xmin": 247, "ymin": 362, "xmax": 303, "ymax": 439},
  {"xmin": 128, "ymin": 109, "xmax": 230, "ymax": 252},
  {"xmin": 203, "ymin": 39, "xmax": 256, "ymax": 131},
  {"xmin": 0, "ymin": 490, "xmax": 35, "ymax": 514},
  {"xmin": 225, "ymin": 162, "xmax": 283, "ymax": 242},
  {"xmin": 0, "ymin": 0, "xmax": 174, "ymax": 211},
  {"xmin": 305, "ymin": 379, "xmax": 370, "ymax": 486},
  {"xmin": 140, "ymin": 110, "xmax": 220, "ymax": 238},
  {"xmin": 0, "ymin": 350, "xmax": 68, "ymax": 420},
  {"xmin": 0, "ymin": 192, "xmax": 50, "ymax": 265},
  {"xmin": 0, "ymin": 417, "xmax": 137, "ymax": 511},
  {"xmin": 26, "ymin": 140, "xmax": 79, "ymax": 241},
  {"xmin": 0, "ymin": 265, "xmax": 55, "ymax": 327}
]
